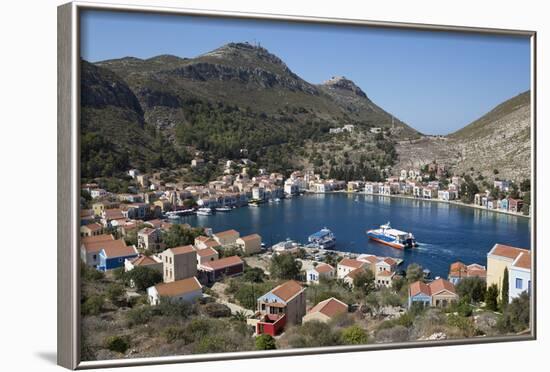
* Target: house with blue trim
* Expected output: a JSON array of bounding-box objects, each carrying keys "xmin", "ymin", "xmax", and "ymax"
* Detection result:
[{"xmin": 97, "ymin": 239, "xmax": 138, "ymax": 271}]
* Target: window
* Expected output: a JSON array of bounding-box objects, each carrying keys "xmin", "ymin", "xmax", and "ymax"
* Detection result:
[{"xmin": 515, "ymin": 278, "xmax": 523, "ymax": 289}]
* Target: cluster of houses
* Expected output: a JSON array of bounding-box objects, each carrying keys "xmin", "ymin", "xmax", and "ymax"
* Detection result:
[{"xmin": 80, "ymin": 227, "xmax": 263, "ymax": 304}]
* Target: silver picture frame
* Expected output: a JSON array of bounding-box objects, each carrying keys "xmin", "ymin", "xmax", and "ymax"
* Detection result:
[{"xmin": 57, "ymin": 1, "xmax": 537, "ymax": 369}]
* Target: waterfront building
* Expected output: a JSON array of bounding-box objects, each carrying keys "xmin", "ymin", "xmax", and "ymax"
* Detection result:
[
  {"xmin": 508, "ymin": 198, "xmax": 524, "ymax": 213},
  {"xmin": 147, "ymin": 276, "xmax": 202, "ymax": 306},
  {"xmin": 337, "ymin": 258, "xmax": 368, "ymax": 279},
  {"xmin": 159, "ymin": 245, "xmax": 197, "ymax": 283},
  {"xmin": 498, "ymin": 198, "xmax": 509, "ymax": 211},
  {"xmin": 448, "ymin": 261, "xmax": 487, "ymax": 285},
  {"xmin": 487, "ymin": 243, "xmax": 530, "ymax": 299},
  {"xmin": 375, "ymin": 270, "xmax": 395, "ymax": 288},
  {"xmin": 494, "ymin": 180, "xmax": 510, "ymax": 192},
  {"xmin": 509, "ymin": 251, "xmax": 531, "ymax": 302},
  {"xmin": 306, "ymin": 263, "xmax": 336, "ymax": 284},
  {"xmin": 302, "ymin": 297, "xmax": 348, "ymax": 324},
  {"xmin": 236, "ymin": 234, "xmax": 262, "ymax": 255},
  {"xmin": 364, "ymin": 182, "xmax": 380, "ymax": 194},
  {"xmin": 213, "ymin": 229, "xmax": 240, "ymax": 246}
]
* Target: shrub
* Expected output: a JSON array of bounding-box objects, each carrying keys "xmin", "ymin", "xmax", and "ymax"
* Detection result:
[
  {"xmin": 456, "ymin": 277, "xmax": 486, "ymax": 303},
  {"xmin": 162, "ymin": 326, "xmax": 187, "ymax": 343},
  {"xmin": 82, "ymin": 295, "xmax": 104, "ymax": 316},
  {"xmin": 287, "ymin": 321, "xmax": 341, "ymax": 348},
  {"xmin": 124, "ymin": 266, "xmax": 163, "ymax": 291},
  {"xmin": 106, "ymin": 283, "xmax": 125, "ymax": 303},
  {"xmin": 485, "ymin": 284, "xmax": 499, "ymax": 311},
  {"xmin": 341, "ymin": 325, "xmax": 368, "ymax": 345},
  {"xmin": 81, "ymin": 262, "xmax": 104, "ymax": 281},
  {"xmin": 203, "ymin": 302, "xmax": 231, "ymax": 318},
  {"xmin": 447, "ymin": 314, "xmax": 476, "ymax": 337},
  {"xmin": 255, "ymin": 334, "xmax": 277, "ymax": 350},
  {"xmin": 270, "ymin": 254, "xmax": 302, "ymax": 280},
  {"xmin": 104, "ymin": 336, "xmax": 129, "ymax": 353},
  {"xmin": 126, "ymin": 305, "xmax": 154, "ymax": 326},
  {"xmin": 497, "ymin": 292, "xmax": 530, "ymax": 333}
]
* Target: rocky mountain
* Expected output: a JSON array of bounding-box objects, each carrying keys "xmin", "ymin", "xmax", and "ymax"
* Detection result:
[
  {"xmin": 395, "ymin": 91, "xmax": 531, "ymax": 182},
  {"xmin": 82, "ymin": 42, "xmax": 420, "ymax": 178}
]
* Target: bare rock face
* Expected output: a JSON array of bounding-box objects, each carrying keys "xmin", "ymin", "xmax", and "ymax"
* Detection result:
[
  {"xmin": 395, "ymin": 91, "xmax": 531, "ymax": 183},
  {"xmin": 420, "ymin": 332, "xmax": 448, "ymax": 341},
  {"xmin": 323, "ymin": 76, "xmax": 367, "ymax": 98}
]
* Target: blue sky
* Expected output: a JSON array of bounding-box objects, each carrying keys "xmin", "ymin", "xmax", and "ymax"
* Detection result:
[{"xmin": 81, "ymin": 10, "xmax": 531, "ymax": 135}]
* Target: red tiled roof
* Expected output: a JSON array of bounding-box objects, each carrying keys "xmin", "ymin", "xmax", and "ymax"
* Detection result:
[
  {"xmin": 314, "ymin": 264, "xmax": 334, "ymax": 274},
  {"xmin": 270, "ymin": 280, "xmax": 304, "ymax": 302},
  {"xmin": 82, "ymin": 223, "xmax": 103, "ymax": 232},
  {"xmin": 490, "ymin": 244, "xmax": 529, "ymax": 260},
  {"xmin": 377, "ymin": 270, "xmax": 395, "ymax": 277},
  {"xmin": 81, "ymin": 234, "xmax": 115, "ymax": 253},
  {"xmin": 130, "ymin": 254, "xmax": 160, "ymax": 266},
  {"xmin": 383, "ymin": 257, "xmax": 396, "ymax": 266},
  {"xmin": 200, "ymin": 255, "xmax": 243, "ymax": 271},
  {"xmin": 238, "ymin": 233, "xmax": 261, "ymax": 242},
  {"xmin": 154, "ymin": 277, "xmax": 202, "ymax": 297},
  {"xmin": 196, "ymin": 247, "xmax": 218, "ymax": 257},
  {"xmin": 168, "ymin": 245, "xmax": 196, "ymax": 255},
  {"xmin": 512, "ymin": 251, "xmax": 531, "ymax": 270},
  {"xmin": 338, "ymin": 258, "xmax": 365, "ymax": 269},
  {"xmin": 100, "ymin": 240, "xmax": 137, "ymax": 258},
  {"xmin": 214, "ymin": 229, "xmax": 240, "ymax": 237},
  {"xmin": 346, "ymin": 267, "xmax": 366, "ymax": 279},
  {"xmin": 409, "ymin": 281, "xmax": 431, "ymax": 297},
  {"xmin": 308, "ymin": 297, "xmax": 348, "ymax": 318},
  {"xmin": 428, "ymin": 278, "xmax": 457, "ymax": 296}
]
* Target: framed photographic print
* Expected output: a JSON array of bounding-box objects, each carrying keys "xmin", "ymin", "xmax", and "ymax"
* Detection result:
[{"xmin": 57, "ymin": 1, "xmax": 536, "ymax": 369}]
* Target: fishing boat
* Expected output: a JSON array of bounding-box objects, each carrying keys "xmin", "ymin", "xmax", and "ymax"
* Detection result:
[
  {"xmin": 366, "ymin": 222, "xmax": 417, "ymax": 249},
  {"xmin": 196, "ymin": 207, "xmax": 213, "ymax": 216},
  {"xmin": 307, "ymin": 228, "xmax": 336, "ymax": 249},
  {"xmin": 215, "ymin": 206, "xmax": 232, "ymax": 212}
]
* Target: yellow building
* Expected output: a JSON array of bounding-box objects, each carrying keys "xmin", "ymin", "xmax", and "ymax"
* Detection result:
[
  {"xmin": 487, "ymin": 243, "xmax": 530, "ymax": 298},
  {"xmin": 236, "ymin": 234, "xmax": 262, "ymax": 255}
]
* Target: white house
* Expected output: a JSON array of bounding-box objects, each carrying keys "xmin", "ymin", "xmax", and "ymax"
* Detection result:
[
  {"xmin": 147, "ymin": 276, "xmax": 203, "ymax": 305},
  {"xmin": 306, "ymin": 264, "xmax": 336, "ymax": 284},
  {"xmin": 509, "ymin": 251, "xmax": 531, "ymax": 302},
  {"xmin": 337, "ymin": 258, "xmax": 367, "ymax": 279}
]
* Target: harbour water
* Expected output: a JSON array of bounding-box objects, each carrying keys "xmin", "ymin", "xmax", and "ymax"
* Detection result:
[{"xmin": 175, "ymin": 193, "xmax": 531, "ymax": 278}]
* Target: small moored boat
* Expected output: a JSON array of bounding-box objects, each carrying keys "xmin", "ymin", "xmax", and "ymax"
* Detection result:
[{"xmin": 196, "ymin": 208, "xmax": 213, "ymax": 216}]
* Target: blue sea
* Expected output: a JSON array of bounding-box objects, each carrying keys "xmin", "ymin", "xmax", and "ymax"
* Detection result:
[{"xmin": 175, "ymin": 193, "xmax": 531, "ymax": 278}]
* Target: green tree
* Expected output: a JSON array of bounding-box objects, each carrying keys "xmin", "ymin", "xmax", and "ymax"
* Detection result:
[
  {"xmin": 497, "ymin": 292, "xmax": 530, "ymax": 333},
  {"xmin": 353, "ymin": 269, "xmax": 375, "ymax": 295},
  {"xmin": 485, "ymin": 284, "xmax": 499, "ymax": 311},
  {"xmin": 500, "ymin": 268, "xmax": 509, "ymax": 310},
  {"xmin": 242, "ymin": 267, "xmax": 265, "ymax": 283},
  {"xmin": 341, "ymin": 325, "xmax": 368, "ymax": 345},
  {"xmin": 456, "ymin": 277, "xmax": 487, "ymax": 303},
  {"xmin": 163, "ymin": 225, "xmax": 204, "ymax": 249},
  {"xmin": 124, "ymin": 266, "xmax": 163, "ymax": 291},
  {"xmin": 406, "ymin": 263, "xmax": 424, "ymax": 283},
  {"xmin": 269, "ymin": 254, "xmax": 302, "ymax": 280},
  {"xmin": 255, "ymin": 334, "xmax": 277, "ymax": 350}
]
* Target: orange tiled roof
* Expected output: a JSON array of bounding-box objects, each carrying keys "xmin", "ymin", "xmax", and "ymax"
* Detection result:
[
  {"xmin": 196, "ymin": 247, "xmax": 218, "ymax": 257},
  {"xmin": 200, "ymin": 255, "xmax": 243, "ymax": 271},
  {"xmin": 490, "ymin": 244, "xmax": 529, "ymax": 260},
  {"xmin": 168, "ymin": 245, "xmax": 196, "ymax": 255},
  {"xmin": 428, "ymin": 278, "xmax": 456, "ymax": 296},
  {"xmin": 308, "ymin": 297, "xmax": 347, "ymax": 318},
  {"xmin": 314, "ymin": 264, "xmax": 334, "ymax": 274},
  {"xmin": 270, "ymin": 280, "xmax": 304, "ymax": 302},
  {"xmin": 338, "ymin": 258, "xmax": 365, "ymax": 269},
  {"xmin": 154, "ymin": 277, "xmax": 202, "ymax": 297},
  {"xmin": 512, "ymin": 251, "xmax": 531, "ymax": 270}
]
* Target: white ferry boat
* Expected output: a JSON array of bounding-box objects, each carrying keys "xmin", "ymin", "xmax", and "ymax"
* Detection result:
[{"xmin": 366, "ymin": 222, "xmax": 417, "ymax": 249}]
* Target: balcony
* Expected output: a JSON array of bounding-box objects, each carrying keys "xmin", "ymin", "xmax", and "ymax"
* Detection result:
[{"xmin": 256, "ymin": 313, "xmax": 287, "ymax": 336}]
